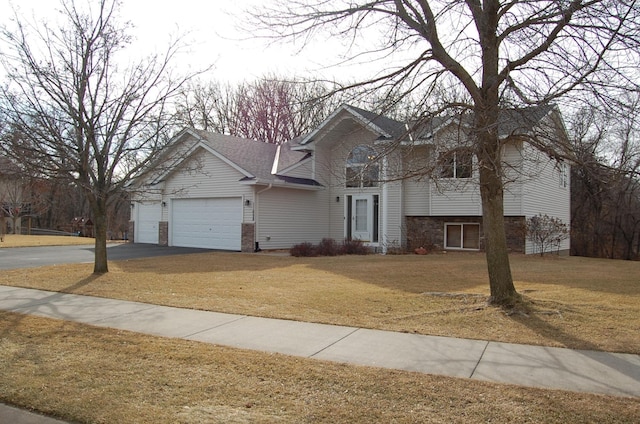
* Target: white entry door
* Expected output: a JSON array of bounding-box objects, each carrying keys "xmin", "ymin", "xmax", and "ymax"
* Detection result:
[{"xmin": 351, "ymin": 195, "xmax": 373, "ymax": 242}]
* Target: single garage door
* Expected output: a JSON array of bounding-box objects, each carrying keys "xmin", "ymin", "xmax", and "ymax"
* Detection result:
[
  {"xmin": 171, "ymin": 198, "xmax": 242, "ymax": 250},
  {"xmin": 135, "ymin": 202, "xmax": 161, "ymax": 244}
]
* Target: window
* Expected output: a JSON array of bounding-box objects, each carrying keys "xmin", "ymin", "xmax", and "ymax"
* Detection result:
[
  {"xmin": 439, "ymin": 149, "xmax": 473, "ymax": 179},
  {"xmin": 445, "ymin": 223, "xmax": 480, "ymax": 250},
  {"xmin": 346, "ymin": 145, "xmax": 379, "ymax": 188},
  {"xmin": 559, "ymin": 162, "xmax": 568, "ymax": 189}
]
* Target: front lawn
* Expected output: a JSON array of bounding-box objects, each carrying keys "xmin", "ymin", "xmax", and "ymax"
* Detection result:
[
  {"xmin": 0, "ymin": 234, "xmax": 96, "ymax": 248},
  {"xmin": 1, "ymin": 312, "xmax": 637, "ymax": 424},
  {"xmin": 2, "ymin": 251, "xmax": 639, "ymax": 423},
  {"xmin": 1, "ymin": 251, "xmax": 638, "ymax": 353}
]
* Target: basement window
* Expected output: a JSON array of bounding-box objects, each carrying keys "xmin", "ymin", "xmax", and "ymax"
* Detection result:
[{"xmin": 445, "ymin": 223, "xmax": 480, "ymax": 250}]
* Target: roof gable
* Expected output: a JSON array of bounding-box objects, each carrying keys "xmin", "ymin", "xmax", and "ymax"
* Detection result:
[
  {"xmin": 148, "ymin": 128, "xmax": 319, "ymax": 189},
  {"xmin": 191, "ymin": 129, "xmax": 278, "ymax": 180},
  {"xmin": 299, "ymin": 104, "xmax": 406, "ymax": 146}
]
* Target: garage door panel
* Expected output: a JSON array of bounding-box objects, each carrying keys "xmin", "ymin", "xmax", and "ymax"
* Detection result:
[{"xmin": 171, "ymin": 198, "xmax": 241, "ymax": 250}]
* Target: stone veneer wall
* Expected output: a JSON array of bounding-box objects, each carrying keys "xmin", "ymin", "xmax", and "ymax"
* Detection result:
[
  {"xmin": 159, "ymin": 221, "xmax": 168, "ymax": 246},
  {"xmin": 405, "ymin": 216, "xmax": 525, "ymax": 253},
  {"xmin": 504, "ymin": 216, "xmax": 526, "ymax": 253},
  {"xmin": 241, "ymin": 223, "xmax": 255, "ymax": 252}
]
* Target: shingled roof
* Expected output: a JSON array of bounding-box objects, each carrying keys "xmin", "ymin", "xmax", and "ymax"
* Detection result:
[
  {"xmin": 346, "ymin": 105, "xmax": 408, "ymax": 139},
  {"xmin": 414, "ymin": 104, "xmax": 557, "ymax": 140},
  {"xmin": 188, "ymin": 129, "xmax": 319, "ymax": 188},
  {"xmin": 191, "ymin": 130, "xmax": 278, "ymax": 180}
]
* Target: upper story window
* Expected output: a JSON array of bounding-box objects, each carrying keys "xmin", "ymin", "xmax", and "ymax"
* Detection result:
[
  {"xmin": 439, "ymin": 149, "xmax": 473, "ymax": 179},
  {"xmin": 559, "ymin": 162, "xmax": 568, "ymax": 189},
  {"xmin": 346, "ymin": 145, "xmax": 379, "ymax": 188}
]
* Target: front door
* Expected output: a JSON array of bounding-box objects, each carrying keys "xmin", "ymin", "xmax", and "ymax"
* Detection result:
[{"xmin": 348, "ymin": 194, "xmax": 379, "ymax": 242}]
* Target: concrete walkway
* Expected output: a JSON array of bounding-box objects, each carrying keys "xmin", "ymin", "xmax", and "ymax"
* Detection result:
[{"xmin": 1, "ymin": 284, "xmax": 639, "ymax": 422}]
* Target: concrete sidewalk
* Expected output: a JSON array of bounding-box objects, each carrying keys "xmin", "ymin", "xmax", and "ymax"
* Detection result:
[{"xmin": 1, "ymin": 284, "xmax": 639, "ymax": 422}]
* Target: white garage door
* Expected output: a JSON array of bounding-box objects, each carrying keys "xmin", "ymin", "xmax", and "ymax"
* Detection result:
[
  {"xmin": 171, "ymin": 198, "xmax": 242, "ymax": 250},
  {"xmin": 136, "ymin": 202, "xmax": 161, "ymax": 244}
]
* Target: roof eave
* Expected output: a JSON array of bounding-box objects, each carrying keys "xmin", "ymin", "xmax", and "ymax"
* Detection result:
[{"xmin": 239, "ymin": 177, "xmax": 324, "ymax": 191}]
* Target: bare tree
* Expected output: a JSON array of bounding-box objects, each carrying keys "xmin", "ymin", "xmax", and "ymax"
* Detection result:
[
  {"xmin": 0, "ymin": 158, "xmax": 24, "ymax": 235},
  {"xmin": 569, "ymin": 98, "xmax": 640, "ymax": 260},
  {"xmin": 0, "ymin": 0, "xmax": 203, "ymax": 273},
  {"xmin": 176, "ymin": 80, "xmax": 238, "ymax": 134},
  {"xmin": 253, "ymin": 0, "xmax": 640, "ymax": 305},
  {"xmin": 176, "ymin": 76, "xmax": 346, "ymax": 144}
]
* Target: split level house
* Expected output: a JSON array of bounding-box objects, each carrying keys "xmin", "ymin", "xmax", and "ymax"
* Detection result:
[{"xmin": 129, "ymin": 104, "xmax": 571, "ymax": 254}]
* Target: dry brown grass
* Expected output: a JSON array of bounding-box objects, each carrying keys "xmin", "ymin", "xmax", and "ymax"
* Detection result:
[
  {"xmin": 0, "ymin": 234, "xmax": 96, "ymax": 248},
  {"xmin": 1, "ymin": 312, "xmax": 638, "ymax": 424},
  {"xmin": 1, "ymin": 251, "xmax": 638, "ymax": 353}
]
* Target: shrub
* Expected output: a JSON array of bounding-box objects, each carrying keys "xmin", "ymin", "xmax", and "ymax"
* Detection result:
[
  {"xmin": 289, "ymin": 242, "xmax": 317, "ymax": 257},
  {"xmin": 289, "ymin": 238, "xmax": 371, "ymax": 256},
  {"xmin": 341, "ymin": 239, "xmax": 370, "ymax": 255},
  {"xmin": 315, "ymin": 238, "xmax": 340, "ymax": 256},
  {"xmin": 526, "ymin": 214, "xmax": 569, "ymax": 256}
]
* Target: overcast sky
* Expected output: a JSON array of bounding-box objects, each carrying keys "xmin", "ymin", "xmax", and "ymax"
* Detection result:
[{"xmin": 0, "ymin": 0, "xmax": 370, "ymax": 84}]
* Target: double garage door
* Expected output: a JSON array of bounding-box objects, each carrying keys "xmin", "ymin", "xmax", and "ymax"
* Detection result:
[{"xmin": 171, "ymin": 198, "xmax": 242, "ymax": 250}]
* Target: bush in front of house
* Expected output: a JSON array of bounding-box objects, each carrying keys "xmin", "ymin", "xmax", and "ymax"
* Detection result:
[
  {"xmin": 315, "ymin": 238, "xmax": 341, "ymax": 256},
  {"xmin": 340, "ymin": 239, "xmax": 370, "ymax": 255},
  {"xmin": 289, "ymin": 238, "xmax": 371, "ymax": 257},
  {"xmin": 289, "ymin": 242, "xmax": 317, "ymax": 257}
]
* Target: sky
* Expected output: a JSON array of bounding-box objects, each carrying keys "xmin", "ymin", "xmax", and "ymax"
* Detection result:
[{"xmin": 0, "ymin": 0, "xmax": 370, "ymax": 84}]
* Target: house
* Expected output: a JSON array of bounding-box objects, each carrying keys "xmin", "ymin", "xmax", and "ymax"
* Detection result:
[{"xmin": 129, "ymin": 104, "xmax": 571, "ymax": 254}]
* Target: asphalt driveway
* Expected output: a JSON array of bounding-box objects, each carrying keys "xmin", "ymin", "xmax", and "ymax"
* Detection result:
[{"xmin": 0, "ymin": 243, "xmax": 214, "ymax": 270}]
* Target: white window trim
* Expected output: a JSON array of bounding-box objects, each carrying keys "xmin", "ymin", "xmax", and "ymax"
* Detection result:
[
  {"xmin": 440, "ymin": 150, "xmax": 473, "ymax": 179},
  {"xmin": 559, "ymin": 162, "xmax": 568, "ymax": 189},
  {"xmin": 444, "ymin": 222, "xmax": 481, "ymax": 251},
  {"xmin": 346, "ymin": 145, "xmax": 379, "ymax": 188}
]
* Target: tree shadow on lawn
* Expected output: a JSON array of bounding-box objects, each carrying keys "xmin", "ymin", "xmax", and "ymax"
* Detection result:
[
  {"xmin": 506, "ymin": 303, "xmax": 640, "ymax": 382},
  {"xmin": 0, "ymin": 274, "xmax": 102, "ymax": 340},
  {"xmin": 114, "ymin": 251, "xmax": 492, "ymax": 294},
  {"xmin": 112, "ymin": 250, "xmax": 640, "ymax": 298},
  {"xmin": 509, "ymin": 254, "xmax": 640, "ymax": 296}
]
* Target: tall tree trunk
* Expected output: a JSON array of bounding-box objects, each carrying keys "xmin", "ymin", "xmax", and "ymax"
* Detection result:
[
  {"xmin": 474, "ymin": 2, "xmax": 519, "ymax": 306},
  {"xmin": 478, "ymin": 153, "xmax": 518, "ymax": 305},
  {"xmin": 92, "ymin": 199, "xmax": 109, "ymax": 274}
]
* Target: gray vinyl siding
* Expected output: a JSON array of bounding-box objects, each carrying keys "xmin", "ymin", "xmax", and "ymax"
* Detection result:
[
  {"xmin": 162, "ymin": 149, "xmax": 255, "ymax": 223},
  {"xmin": 383, "ymin": 179, "xmax": 403, "ymax": 247},
  {"xmin": 521, "ymin": 144, "xmax": 571, "ymax": 253},
  {"xmin": 256, "ymin": 187, "xmax": 329, "ymax": 249},
  {"xmin": 280, "ymin": 159, "xmax": 313, "ymax": 179},
  {"xmin": 403, "ymin": 178, "xmax": 430, "ymax": 215},
  {"xmin": 430, "ymin": 180, "xmax": 482, "ymax": 216},
  {"xmin": 328, "ymin": 186, "xmax": 346, "ymax": 241},
  {"xmin": 502, "ymin": 142, "xmax": 524, "ymax": 216}
]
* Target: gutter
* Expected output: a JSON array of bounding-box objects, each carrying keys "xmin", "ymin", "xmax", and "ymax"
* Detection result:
[{"xmin": 239, "ymin": 178, "xmax": 324, "ymax": 191}]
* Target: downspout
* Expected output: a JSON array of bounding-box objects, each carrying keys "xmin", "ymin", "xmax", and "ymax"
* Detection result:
[{"xmin": 254, "ymin": 184, "xmax": 273, "ymax": 252}]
